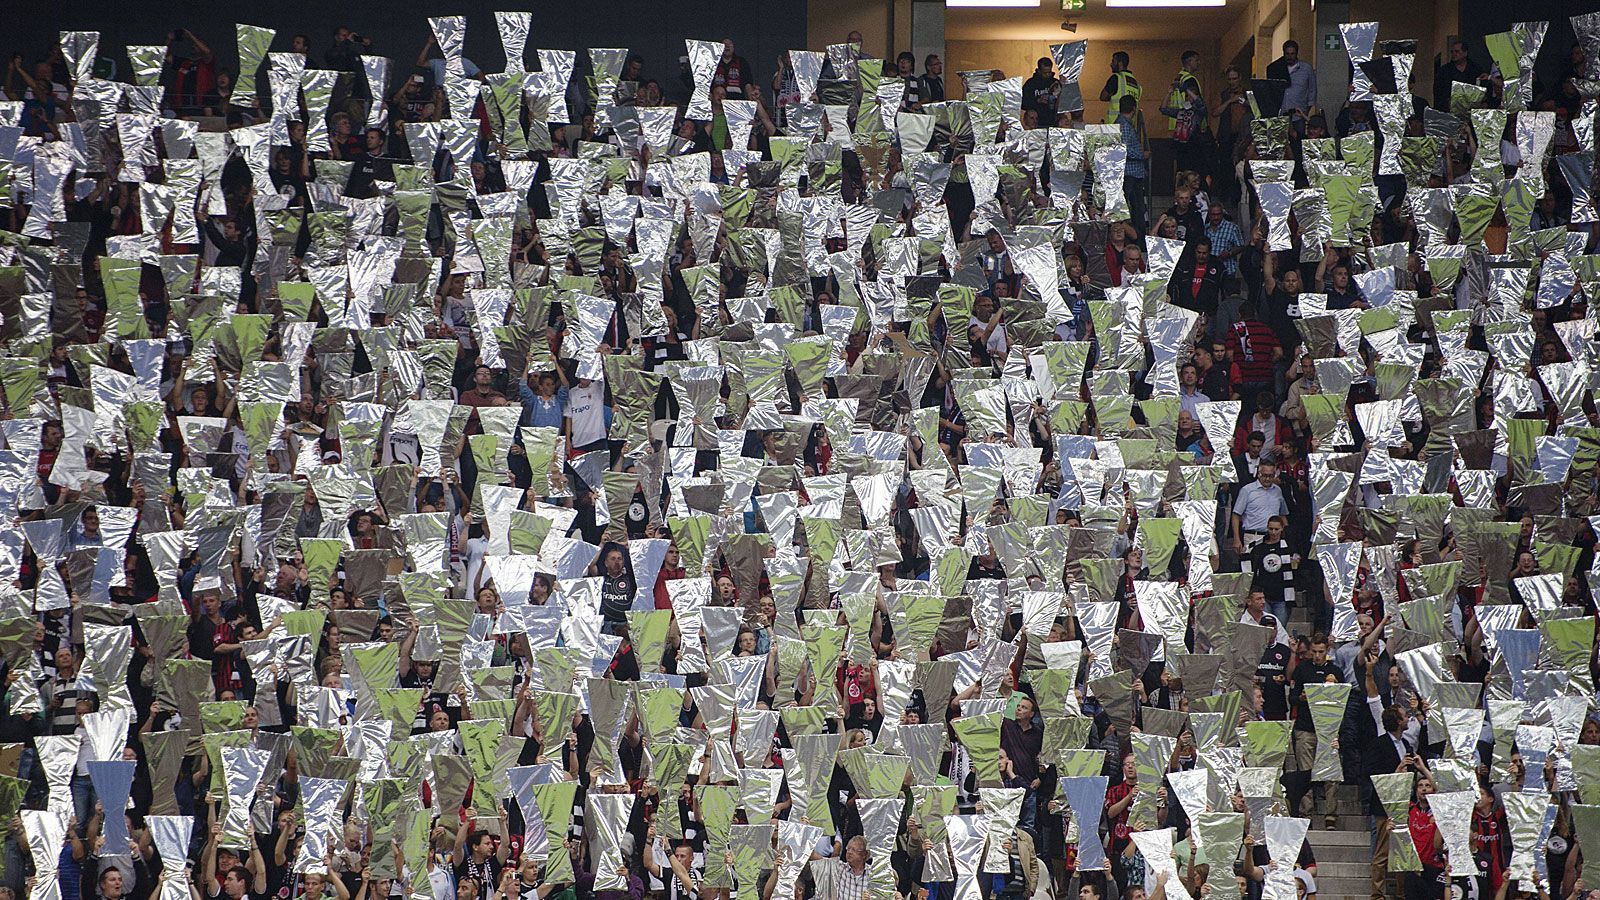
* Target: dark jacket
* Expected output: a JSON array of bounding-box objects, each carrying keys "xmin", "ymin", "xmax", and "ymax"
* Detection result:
[{"xmin": 1169, "ymin": 258, "xmax": 1224, "ymax": 315}]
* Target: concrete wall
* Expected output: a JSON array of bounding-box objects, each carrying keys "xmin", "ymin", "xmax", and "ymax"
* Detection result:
[
  {"xmin": 807, "ymin": 0, "xmax": 892, "ymax": 57},
  {"xmin": 945, "ymin": 39, "xmax": 1225, "ymax": 135},
  {"xmin": 1220, "ymin": 0, "xmax": 1314, "ymax": 79},
  {"xmin": 910, "ymin": 0, "xmax": 946, "ymax": 79}
]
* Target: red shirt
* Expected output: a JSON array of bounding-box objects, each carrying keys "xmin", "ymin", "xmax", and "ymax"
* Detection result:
[
  {"xmin": 1410, "ymin": 804, "xmax": 1442, "ymax": 869},
  {"xmin": 1105, "ymin": 782, "xmax": 1135, "ymax": 849},
  {"xmin": 653, "ymin": 565, "xmax": 686, "ymax": 609}
]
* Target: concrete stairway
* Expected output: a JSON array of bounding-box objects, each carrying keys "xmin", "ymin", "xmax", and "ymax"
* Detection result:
[
  {"xmin": 1302, "ymin": 807, "xmax": 1383, "ymax": 900},
  {"xmin": 1285, "ymin": 597, "xmax": 1387, "ymax": 900}
]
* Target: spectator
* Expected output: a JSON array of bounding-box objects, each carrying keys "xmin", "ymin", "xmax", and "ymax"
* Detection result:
[
  {"xmin": 713, "ymin": 39, "xmax": 753, "ymax": 99},
  {"xmin": 1266, "ymin": 40, "xmax": 1316, "ymax": 124},
  {"xmin": 1117, "ymin": 95, "xmax": 1150, "ymax": 232},
  {"xmin": 1160, "ymin": 50, "xmax": 1210, "ymax": 183},
  {"xmin": 1022, "ymin": 57, "xmax": 1059, "ymax": 124},
  {"xmin": 1099, "ymin": 51, "xmax": 1141, "ymax": 125},
  {"xmin": 0, "ymin": 16, "xmax": 1588, "ymax": 900},
  {"xmin": 1433, "ymin": 39, "xmax": 1486, "ymax": 111},
  {"xmin": 920, "ymin": 54, "xmax": 945, "ymax": 103}
]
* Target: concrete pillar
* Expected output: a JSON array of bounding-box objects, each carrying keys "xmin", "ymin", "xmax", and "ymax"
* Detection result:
[
  {"xmin": 910, "ymin": 0, "xmax": 945, "ymax": 79},
  {"xmin": 1314, "ymin": 0, "xmax": 1350, "ymax": 119}
]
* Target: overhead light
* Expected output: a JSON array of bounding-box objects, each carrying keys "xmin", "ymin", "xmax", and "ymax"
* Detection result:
[
  {"xmin": 945, "ymin": 0, "xmax": 1039, "ymax": 7},
  {"xmin": 1060, "ymin": 20, "xmax": 1079, "ymax": 31},
  {"xmin": 1106, "ymin": 0, "xmax": 1225, "ymax": 6}
]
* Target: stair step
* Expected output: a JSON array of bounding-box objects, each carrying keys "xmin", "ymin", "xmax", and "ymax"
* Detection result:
[
  {"xmin": 1313, "ymin": 877, "xmax": 1376, "ymax": 892},
  {"xmin": 1304, "ymin": 829, "xmax": 1373, "ymax": 848},
  {"xmin": 1309, "ymin": 851, "xmax": 1374, "ymax": 865},
  {"xmin": 1310, "ymin": 862, "xmax": 1377, "ymax": 878}
]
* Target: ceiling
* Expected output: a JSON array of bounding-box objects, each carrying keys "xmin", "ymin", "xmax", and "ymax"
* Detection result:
[{"xmin": 945, "ymin": 0, "xmax": 1253, "ymax": 42}]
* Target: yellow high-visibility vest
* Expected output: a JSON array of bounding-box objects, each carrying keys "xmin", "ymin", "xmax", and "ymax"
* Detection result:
[
  {"xmin": 1166, "ymin": 68, "xmax": 1198, "ymax": 128},
  {"xmin": 1104, "ymin": 71, "xmax": 1141, "ymax": 124}
]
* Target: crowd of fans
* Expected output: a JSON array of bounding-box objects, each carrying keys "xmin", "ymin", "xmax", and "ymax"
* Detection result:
[{"xmin": 0, "ymin": 11, "xmax": 1598, "ymax": 900}]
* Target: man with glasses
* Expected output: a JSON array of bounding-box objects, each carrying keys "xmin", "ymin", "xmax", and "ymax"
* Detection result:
[
  {"xmin": 1232, "ymin": 459, "xmax": 1288, "ymax": 569},
  {"xmin": 920, "ymin": 54, "xmax": 945, "ymax": 102}
]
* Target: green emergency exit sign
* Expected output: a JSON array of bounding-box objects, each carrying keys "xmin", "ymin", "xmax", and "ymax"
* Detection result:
[{"xmin": 1062, "ymin": 0, "xmax": 1085, "ymax": 10}]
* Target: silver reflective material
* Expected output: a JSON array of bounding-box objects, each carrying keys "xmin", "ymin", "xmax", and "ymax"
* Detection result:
[
  {"xmin": 496, "ymin": 12, "xmax": 531, "ymax": 72},
  {"xmin": 60, "ymin": 31, "xmax": 99, "ymax": 84},
  {"xmin": 36, "ymin": 735, "xmax": 80, "ymax": 818},
  {"xmin": 295, "ymin": 777, "xmax": 350, "ymax": 871},
  {"xmin": 264, "ymin": 52, "xmax": 307, "ymax": 148},
  {"xmin": 1341, "ymin": 23, "xmax": 1380, "ymax": 101},
  {"xmin": 300, "ymin": 69, "xmax": 338, "ymax": 153},
  {"xmin": 22, "ymin": 809, "xmax": 67, "ymax": 900},
  {"xmin": 1061, "ymin": 776, "xmax": 1109, "ymax": 870},
  {"xmin": 945, "ymin": 814, "xmax": 988, "ymax": 900},
  {"xmin": 1050, "ymin": 41, "xmax": 1087, "ymax": 113},
  {"xmin": 1503, "ymin": 791, "xmax": 1550, "ymax": 887},
  {"xmin": 1373, "ymin": 94, "xmax": 1407, "ymax": 175},
  {"xmin": 127, "ymin": 46, "xmax": 166, "ymax": 87},
  {"xmin": 979, "ymin": 787, "xmax": 1025, "ymax": 873},
  {"xmin": 1429, "ymin": 790, "xmax": 1477, "ymax": 878},
  {"xmin": 791, "ymin": 51, "xmax": 825, "ymax": 102},
  {"xmin": 1265, "ymin": 815, "xmax": 1310, "ymax": 874},
  {"xmin": 429, "ymin": 15, "xmax": 467, "ymax": 82},
  {"xmin": 220, "ymin": 745, "xmax": 271, "ymax": 850},
  {"xmin": 1257, "ymin": 181, "xmax": 1294, "ymax": 251},
  {"xmin": 354, "ymin": 61, "xmax": 394, "ymax": 132},
  {"xmin": 1558, "ymin": 152, "xmax": 1596, "ymax": 225},
  {"xmin": 234, "ymin": 25, "xmax": 277, "ymax": 106},
  {"xmin": 777, "ymin": 820, "xmax": 822, "ymax": 900},
  {"xmin": 586, "ymin": 794, "xmax": 637, "ymax": 889},
  {"xmin": 687, "ymin": 40, "xmax": 721, "ymax": 122},
  {"xmin": 149, "ymin": 815, "xmax": 194, "ymax": 878},
  {"xmin": 1131, "ymin": 829, "xmax": 1194, "ymax": 900},
  {"xmin": 1092, "ymin": 143, "xmax": 1129, "ymax": 221}
]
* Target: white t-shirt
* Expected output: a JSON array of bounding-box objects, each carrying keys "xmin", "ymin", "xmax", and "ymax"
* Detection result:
[
  {"xmin": 383, "ymin": 429, "xmax": 421, "ymax": 467},
  {"xmin": 967, "ymin": 315, "xmax": 1009, "ymax": 357},
  {"xmin": 427, "ymin": 865, "xmax": 454, "ymax": 900},
  {"xmin": 567, "ymin": 379, "xmax": 608, "ymax": 448},
  {"xmin": 463, "ymin": 535, "xmax": 488, "ymax": 594}
]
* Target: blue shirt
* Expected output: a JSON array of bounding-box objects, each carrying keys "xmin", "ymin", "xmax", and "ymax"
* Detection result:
[
  {"xmin": 1205, "ymin": 217, "xmax": 1245, "ymax": 276},
  {"xmin": 1280, "ymin": 59, "xmax": 1317, "ymax": 115},
  {"xmin": 1119, "ymin": 115, "xmax": 1146, "ymax": 180},
  {"xmin": 428, "ymin": 58, "xmax": 483, "ymax": 84},
  {"xmin": 518, "ymin": 381, "xmax": 569, "ymax": 429}
]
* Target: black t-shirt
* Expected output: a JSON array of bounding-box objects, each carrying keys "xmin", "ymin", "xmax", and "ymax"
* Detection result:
[
  {"xmin": 1263, "ymin": 287, "xmax": 1302, "ymax": 351},
  {"xmin": 399, "ymin": 672, "xmax": 457, "ymax": 732},
  {"xmin": 600, "ymin": 573, "xmax": 636, "ymax": 623},
  {"xmin": 1249, "ymin": 541, "xmax": 1296, "ymax": 602},
  {"xmin": 1326, "ymin": 284, "xmax": 1364, "ymax": 310},
  {"xmin": 1257, "ymin": 642, "xmax": 1291, "ymax": 719},
  {"xmin": 1290, "ymin": 660, "xmax": 1343, "ymax": 731},
  {"xmin": 1166, "ymin": 204, "xmax": 1205, "ymax": 246},
  {"xmin": 345, "ymin": 152, "xmax": 394, "ymax": 199},
  {"xmin": 625, "ymin": 490, "xmax": 649, "ymax": 539}
]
